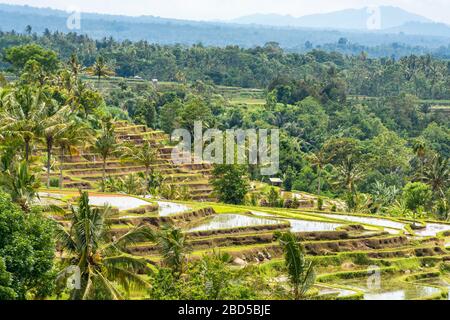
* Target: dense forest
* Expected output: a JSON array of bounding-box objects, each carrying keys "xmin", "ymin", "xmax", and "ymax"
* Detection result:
[
  {"xmin": 0, "ymin": 27, "xmax": 449, "ymax": 301},
  {"xmin": 1, "ymin": 31, "xmax": 450, "ymax": 96},
  {"xmin": 1, "ymin": 29, "xmax": 448, "ymax": 216}
]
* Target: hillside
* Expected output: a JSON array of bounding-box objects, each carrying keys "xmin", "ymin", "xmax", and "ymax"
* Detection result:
[
  {"xmin": 0, "ymin": 3, "xmax": 449, "ymax": 54},
  {"xmin": 232, "ymin": 6, "xmax": 432, "ymax": 30}
]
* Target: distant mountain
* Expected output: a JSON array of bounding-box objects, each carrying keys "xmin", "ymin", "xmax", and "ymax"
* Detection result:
[
  {"xmin": 385, "ymin": 21, "xmax": 450, "ymax": 38},
  {"xmin": 231, "ymin": 6, "xmax": 433, "ymax": 30},
  {"xmin": 0, "ymin": 3, "xmax": 449, "ymax": 56}
]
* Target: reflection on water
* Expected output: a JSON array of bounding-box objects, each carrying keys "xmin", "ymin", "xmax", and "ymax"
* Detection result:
[
  {"xmin": 288, "ymin": 219, "xmax": 341, "ymax": 232},
  {"xmin": 88, "ymin": 196, "xmax": 150, "ymax": 211},
  {"xmin": 314, "ymin": 213, "xmax": 405, "ymax": 231},
  {"xmin": 316, "ymin": 285, "xmax": 356, "ymax": 298},
  {"xmin": 251, "ymin": 211, "xmax": 341, "ymax": 232},
  {"xmin": 157, "ymin": 201, "xmax": 190, "ymax": 216},
  {"xmin": 416, "ymin": 278, "xmax": 450, "ymax": 300},
  {"xmin": 188, "ymin": 214, "xmax": 280, "ymax": 232},
  {"xmin": 414, "ymin": 223, "xmax": 450, "ymax": 237},
  {"xmin": 337, "ymin": 277, "xmax": 442, "ymax": 300}
]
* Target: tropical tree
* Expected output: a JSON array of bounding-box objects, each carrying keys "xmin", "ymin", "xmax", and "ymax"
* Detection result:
[
  {"xmin": 41, "ymin": 101, "xmax": 71, "ymax": 188},
  {"xmin": 422, "ymin": 155, "xmax": 449, "ymax": 199},
  {"xmin": 93, "ymin": 119, "xmax": 118, "ymax": 191},
  {"xmin": 333, "ymin": 155, "xmax": 365, "ymax": 210},
  {"xmin": 276, "ymin": 231, "xmax": 315, "ymax": 300},
  {"xmin": 412, "ymin": 138, "xmax": 427, "ymax": 180},
  {"xmin": 0, "ymin": 160, "xmax": 41, "ymax": 212},
  {"xmin": 120, "ymin": 140, "xmax": 158, "ymax": 192},
  {"xmin": 307, "ymin": 148, "xmax": 330, "ymax": 196},
  {"xmin": 211, "ymin": 164, "xmax": 250, "ymax": 204},
  {"xmin": 403, "ymin": 182, "xmax": 433, "ymax": 226},
  {"xmin": 68, "ymin": 53, "xmax": 83, "ymax": 79},
  {"xmin": 153, "ymin": 225, "xmax": 190, "ymax": 278},
  {"xmin": 0, "ymin": 86, "xmax": 47, "ymax": 162},
  {"xmin": 0, "ymin": 192, "xmax": 56, "ymax": 299},
  {"xmin": 55, "ymin": 118, "xmax": 94, "ymax": 189},
  {"xmin": 56, "ymin": 192, "xmax": 153, "ymax": 300},
  {"xmin": 86, "ymin": 56, "xmax": 115, "ymax": 89}
]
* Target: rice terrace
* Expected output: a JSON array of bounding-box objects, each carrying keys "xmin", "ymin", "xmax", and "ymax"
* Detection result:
[{"xmin": 0, "ymin": 0, "xmax": 449, "ymax": 308}]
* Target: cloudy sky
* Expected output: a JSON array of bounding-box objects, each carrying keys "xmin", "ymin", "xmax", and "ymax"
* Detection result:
[{"xmin": 1, "ymin": 0, "xmax": 449, "ymax": 23}]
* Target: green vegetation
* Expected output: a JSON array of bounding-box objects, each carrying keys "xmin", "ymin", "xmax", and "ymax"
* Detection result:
[{"xmin": 0, "ymin": 28, "xmax": 449, "ymax": 301}]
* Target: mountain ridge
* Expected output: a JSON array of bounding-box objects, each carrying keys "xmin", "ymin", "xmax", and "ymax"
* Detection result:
[{"xmin": 231, "ymin": 6, "xmax": 435, "ymax": 30}]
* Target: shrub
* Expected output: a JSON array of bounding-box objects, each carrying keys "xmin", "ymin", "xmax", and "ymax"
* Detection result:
[
  {"xmin": 49, "ymin": 177, "xmax": 60, "ymax": 188},
  {"xmin": 317, "ymin": 198, "xmax": 324, "ymax": 210}
]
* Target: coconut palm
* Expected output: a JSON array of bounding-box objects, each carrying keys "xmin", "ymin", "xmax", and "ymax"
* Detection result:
[
  {"xmin": 412, "ymin": 139, "xmax": 427, "ymax": 180},
  {"xmin": 93, "ymin": 119, "xmax": 118, "ymax": 191},
  {"xmin": 68, "ymin": 53, "xmax": 83, "ymax": 79},
  {"xmin": 276, "ymin": 231, "xmax": 315, "ymax": 300},
  {"xmin": 154, "ymin": 225, "xmax": 190, "ymax": 278},
  {"xmin": 307, "ymin": 149, "xmax": 330, "ymax": 196},
  {"xmin": 86, "ymin": 56, "xmax": 115, "ymax": 89},
  {"xmin": 0, "ymin": 86, "xmax": 47, "ymax": 162},
  {"xmin": 422, "ymin": 155, "xmax": 449, "ymax": 199},
  {"xmin": 0, "ymin": 160, "xmax": 41, "ymax": 212},
  {"xmin": 41, "ymin": 101, "xmax": 72, "ymax": 188},
  {"xmin": 120, "ymin": 140, "xmax": 158, "ymax": 192},
  {"xmin": 333, "ymin": 155, "xmax": 365, "ymax": 194},
  {"xmin": 56, "ymin": 192, "xmax": 153, "ymax": 300},
  {"xmin": 55, "ymin": 118, "xmax": 94, "ymax": 189}
]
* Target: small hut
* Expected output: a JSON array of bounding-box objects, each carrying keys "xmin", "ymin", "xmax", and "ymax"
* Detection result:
[{"xmin": 269, "ymin": 178, "xmax": 283, "ymax": 187}]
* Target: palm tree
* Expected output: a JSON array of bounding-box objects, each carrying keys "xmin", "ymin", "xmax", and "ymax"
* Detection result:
[
  {"xmin": 0, "ymin": 86, "xmax": 47, "ymax": 162},
  {"xmin": 42, "ymin": 102, "xmax": 72, "ymax": 188},
  {"xmin": 56, "ymin": 192, "xmax": 153, "ymax": 300},
  {"xmin": 276, "ymin": 232, "xmax": 315, "ymax": 300},
  {"xmin": 93, "ymin": 119, "xmax": 118, "ymax": 191},
  {"xmin": 423, "ymin": 155, "xmax": 449, "ymax": 199},
  {"xmin": 413, "ymin": 139, "xmax": 427, "ymax": 180},
  {"xmin": 0, "ymin": 160, "xmax": 40, "ymax": 212},
  {"xmin": 307, "ymin": 149, "xmax": 329, "ymax": 196},
  {"xmin": 86, "ymin": 56, "xmax": 114, "ymax": 89},
  {"xmin": 56, "ymin": 118, "xmax": 94, "ymax": 189},
  {"xmin": 120, "ymin": 140, "xmax": 158, "ymax": 192},
  {"xmin": 334, "ymin": 155, "xmax": 365, "ymax": 194},
  {"xmin": 68, "ymin": 53, "xmax": 83, "ymax": 79},
  {"xmin": 154, "ymin": 225, "xmax": 190, "ymax": 278}
]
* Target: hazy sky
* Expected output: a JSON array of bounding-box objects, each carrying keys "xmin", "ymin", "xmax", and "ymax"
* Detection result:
[{"xmin": 1, "ymin": 0, "xmax": 449, "ymax": 23}]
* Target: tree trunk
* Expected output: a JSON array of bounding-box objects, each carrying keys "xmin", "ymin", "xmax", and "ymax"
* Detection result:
[
  {"xmin": 102, "ymin": 157, "xmax": 107, "ymax": 192},
  {"xmin": 294, "ymin": 285, "xmax": 300, "ymax": 300},
  {"xmin": 145, "ymin": 166, "xmax": 150, "ymax": 194},
  {"xmin": 46, "ymin": 139, "xmax": 53, "ymax": 189},
  {"xmin": 24, "ymin": 138, "xmax": 30, "ymax": 162},
  {"xmin": 59, "ymin": 147, "xmax": 64, "ymax": 189},
  {"xmin": 317, "ymin": 167, "xmax": 322, "ymax": 196}
]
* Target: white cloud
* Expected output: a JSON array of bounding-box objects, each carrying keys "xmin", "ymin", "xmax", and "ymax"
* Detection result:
[{"xmin": 0, "ymin": 0, "xmax": 449, "ymax": 23}]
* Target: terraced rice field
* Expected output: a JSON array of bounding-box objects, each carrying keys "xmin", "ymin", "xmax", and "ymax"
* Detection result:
[
  {"xmin": 40, "ymin": 190, "xmax": 450, "ymax": 300},
  {"xmin": 50, "ymin": 121, "xmax": 215, "ymax": 200}
]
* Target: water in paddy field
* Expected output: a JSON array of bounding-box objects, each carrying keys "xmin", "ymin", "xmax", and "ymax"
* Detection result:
[
  {"xmin": 316, "ymin": 285, "xmax": 357, "ymax": 299},
  {"xmin": 251, "ymin": 211, "xmax": 342, "ymax": 232},
  {"xmin": 413, "ymin": 223, "xmax": 450, "ymax": 237},
  {"xmin": 87, "ymin": 196, "xmax": 150, "ymax": 211},
  {"xmin": 416, "ymin": 278, "xmax": 450, "ymax": 300},
  {"xmin": 287, "ymin": 219, "xmax": 341, "ymax": 232},
  {"xmin": 157, "ymin": 201, "xmax": 190, "ymax": 216},
  {"xmin": 188, "ymin": 214, "xmax": 280, "ymax": 232},
  {"xmin": 313, "ymin": 213, "xmax": 406, "ymax": 231},
  {"xmin": 336, "ymin": 277, "xmax": 442, "ymax": 300}
]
